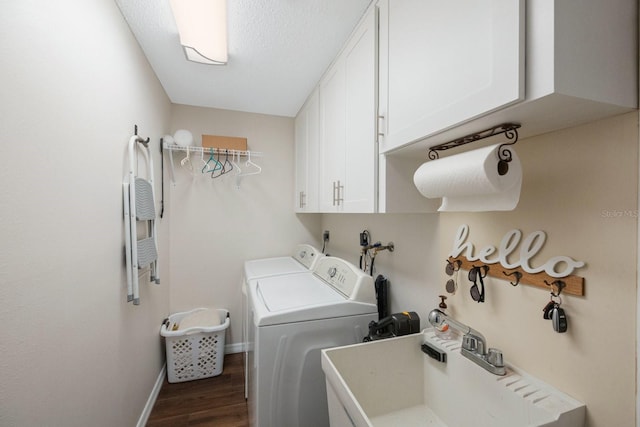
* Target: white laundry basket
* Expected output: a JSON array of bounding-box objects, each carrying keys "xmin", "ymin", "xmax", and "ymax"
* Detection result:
[{"xmin": 160, "ymin": 308, "xmax": 230, "ymax": 383}]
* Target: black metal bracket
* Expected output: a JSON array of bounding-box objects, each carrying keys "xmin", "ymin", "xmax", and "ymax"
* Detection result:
[
  {"xmin": 428, "ymin": 123, "xmax": 521, "ymax": 176},
  {"xmin": 134, "ymin": 124, "xmax": 150, "ymax": 146}
]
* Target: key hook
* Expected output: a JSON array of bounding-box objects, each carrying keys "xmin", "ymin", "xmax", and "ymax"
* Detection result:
[
  {"xmin": 503, "ymin": 270, "xmax": 522, "ymax": 286},
  {"xmin": 544, "ymin": 279, "xmax": 566, "ymax": 297}
]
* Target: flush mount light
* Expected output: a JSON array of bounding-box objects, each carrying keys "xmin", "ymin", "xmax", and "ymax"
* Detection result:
[{"xmin": 169, "ymin": 0, "xmax": 228, "ymax": 65}]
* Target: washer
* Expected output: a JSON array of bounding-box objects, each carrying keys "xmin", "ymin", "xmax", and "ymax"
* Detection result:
[
  {"xmin": 243, "ymin": 244, "xmax": 323, "ymax": 282},
  {"xmin": 247, "ymin": 256, "xmax": 377, "ymax": 427},
  {"xmin": 242, "ymin": 244, "xmax": 324, "ymax": 398}
]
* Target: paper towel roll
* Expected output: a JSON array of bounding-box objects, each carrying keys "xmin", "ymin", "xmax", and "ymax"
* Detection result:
[
  {"xmin": 413, "ymin": 143, "xmax": 522, "ymax": 212},
  {"xmin": 438, "ymin": 172, "xmax": 522, "ymax": 212}
]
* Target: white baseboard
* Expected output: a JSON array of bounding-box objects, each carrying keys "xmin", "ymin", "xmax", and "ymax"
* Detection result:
[
  {"xmin": 225, "ymin": 342, "xmax": 244, "ymax": 354},
  {"xmin": 137, "ymin": 364, "xmax": 166, "ymax": 427}
]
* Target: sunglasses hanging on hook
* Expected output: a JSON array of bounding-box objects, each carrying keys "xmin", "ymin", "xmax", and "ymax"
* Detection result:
[
  {"xmin": 469, "ymin": 265, "xmax": 489, "ymax": 303},
  {"xmin": 445, "ymin": 259, "xmax": 461, "ymax": 294}
]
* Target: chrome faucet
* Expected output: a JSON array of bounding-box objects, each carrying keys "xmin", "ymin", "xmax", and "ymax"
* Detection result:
[{"xmin": 428, "ymin": 309, "xmax": 506, "ymax": 376}]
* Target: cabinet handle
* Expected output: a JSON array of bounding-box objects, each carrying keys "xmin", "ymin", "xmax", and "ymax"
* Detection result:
[
  {"xmin": 299, "ymin": 191, "xmax": 306, "ymax": 208},
  {"xmin": 336, "ymin": 180, "xmax": 344, "ymax": 206},
  {"xmin": 377, "ymin": 115, "xmax": 385, "ymax": 139},
  {"xmin": 332, "ymin": 181, "xmax": 337, "ymax": 206}
]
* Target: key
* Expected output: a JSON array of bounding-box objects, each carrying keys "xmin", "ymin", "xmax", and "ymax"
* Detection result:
[
  {"xmin": 551, "ymin": 305, "xmax": 568, "ymax": 333},
  {"xmin": 542, "ymin": 300, "xmax": 555, "ymax": 320}
]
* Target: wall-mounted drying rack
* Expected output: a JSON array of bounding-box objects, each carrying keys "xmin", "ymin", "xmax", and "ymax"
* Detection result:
[
  {"xmin": 428, "ymin": 123, "xmax": 521, "ymax": 176},
  {"xmin": 447, "ymin": 255, "xmax": 585, "ymax": 296},
  {"xmin": 163, "ymin": 143, "xmax": 264, "ymax": 187}
]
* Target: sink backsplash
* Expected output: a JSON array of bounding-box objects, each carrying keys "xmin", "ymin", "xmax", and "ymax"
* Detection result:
[{"xmin": 420, "ymin": 329, "xmax": 585, "ymax": 427}]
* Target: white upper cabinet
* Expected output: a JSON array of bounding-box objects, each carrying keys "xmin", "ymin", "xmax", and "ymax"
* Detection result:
[
  {"xmin": 294, "ymin": 88, "xmax": 319, "ymax": 212},
  {"xmin": 294, "ymin": 0, "xmax": 637, "ymax": 213},
  {"xmin": 379, "ymin": 0, "xmax": 637, "ymax": 155},
  {"xmin": 378, "ymin": 0, "xmax": 525, "ymax": 153},
  {"xmin": 318, "ymin": 57, "xmax": 346, "ymax": 212},
  {"xmin": 319, "ymin": 7, "xmax": 377, "ymax": 213}
]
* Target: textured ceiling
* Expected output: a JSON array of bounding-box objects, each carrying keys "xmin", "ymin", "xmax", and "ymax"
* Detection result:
[{"xmin": 115, "ymin": 0, "xmax": 372, "ymax": 117}]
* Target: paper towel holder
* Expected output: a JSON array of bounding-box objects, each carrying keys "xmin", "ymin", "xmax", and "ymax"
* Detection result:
[{"xmin": 428, "ymin": 123, "xmax": 521, "ymax": 176}]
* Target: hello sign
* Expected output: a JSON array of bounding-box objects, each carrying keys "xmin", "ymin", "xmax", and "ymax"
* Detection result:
[{"xmin": 450, "ymin": 224, "xmax": 585, "ymax": 279}]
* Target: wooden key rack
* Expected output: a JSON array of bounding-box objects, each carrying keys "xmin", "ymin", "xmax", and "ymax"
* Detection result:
[{"xmin": 449, "ymin": 256, "xmax": 585, "ymax": 296}]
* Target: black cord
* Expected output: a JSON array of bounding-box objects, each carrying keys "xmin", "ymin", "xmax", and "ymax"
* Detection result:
[
  {"xmin": 369, "ymin": 255, "xmax": 376, "ymax": 276},
  {"xmin": 361, "ymin": 248, "xmax": 372, "ymax": 273},
  {"xmin": 360, "ymin": 229, "xmax": 371, "ymax": 272},
  {"xmin": 160, "ymin": 138, "xmax": 164, "ymax": 219}
]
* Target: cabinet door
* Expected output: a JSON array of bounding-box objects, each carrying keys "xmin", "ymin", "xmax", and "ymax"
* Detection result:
[
  {"xmin": 319, "ymin": 7, "xmax": 377, "ymax": 213},
  {"xmin": 294, "ymin": 88, "xmax": 319, "ymax": 212},
  {"xmin": 294, "ymin": 100, "xmax": 308, "ymax": 212},
  {"xmin": 319, "ymin": 58, "xmax": 346, "ymax": 212},
  {"xmin": 305, "ymin": 90, "xmax": 319, "ymax": 212},
  {"xmin": 378, "ymin": 0, "xmax": 524, "ymax": 153},
  {"xmin": 343, "ymin": 7, "xmax": 377, "ymax": 213}
]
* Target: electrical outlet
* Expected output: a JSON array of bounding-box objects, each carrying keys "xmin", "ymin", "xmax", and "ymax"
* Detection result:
[{"xmin": 323, "ymin": 230, "xmax": 330, "ymax": 242}]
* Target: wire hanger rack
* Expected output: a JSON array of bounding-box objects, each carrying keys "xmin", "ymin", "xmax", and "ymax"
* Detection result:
[{"xmin": 163, "ymin": 142, "xmax": 264, "ymax": 187}]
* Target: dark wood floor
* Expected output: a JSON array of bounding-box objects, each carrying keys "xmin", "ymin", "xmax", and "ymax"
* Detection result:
[{"xmin": 147, "ymin": 353, "xmax": 248, "ymax": 427}]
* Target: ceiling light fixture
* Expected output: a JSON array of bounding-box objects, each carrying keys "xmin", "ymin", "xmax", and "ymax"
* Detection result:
[{"xmin": 169, "ymin": 0, "xmax": 228, "ymax": 65}]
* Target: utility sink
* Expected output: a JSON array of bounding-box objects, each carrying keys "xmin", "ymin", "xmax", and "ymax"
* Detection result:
[{"xmin": 321, "ymin": 329, "xmax": 585, "ymax": 427}]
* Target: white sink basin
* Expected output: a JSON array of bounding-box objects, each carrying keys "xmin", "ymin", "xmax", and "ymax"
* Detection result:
[{"xmin": 321, "ymin": 329, "xmax": 585, "ymax": 427}]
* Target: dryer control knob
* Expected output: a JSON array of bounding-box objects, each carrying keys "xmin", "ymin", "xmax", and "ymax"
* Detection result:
[{"xmin": 328, "ymin": 267, "xmax": 337, "ymax": 278}]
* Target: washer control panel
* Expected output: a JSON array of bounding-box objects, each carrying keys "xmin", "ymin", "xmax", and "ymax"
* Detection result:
[
  {"xmin": 313, "ymin": 257, "xmax": 374, "ymax": 304},
  {"xmin": 293, "ymin": 244, "xmax": 323, "ymax": 269}
]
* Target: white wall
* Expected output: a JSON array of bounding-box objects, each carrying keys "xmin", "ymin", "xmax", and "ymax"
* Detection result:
[
  {"xmin": 321, "ymin": 213, "xmax": 440, "ymax": 321},
  {"xmin": 322, "ymin": 112, "xmax": 639, "ymax": 427},
  {"xmin": 0, "ymin": 1, "xmax": 171, "ymax": 426},
  {"xmin": 168, "ymin": 104, "xmax": 322, "ymax": 346}
]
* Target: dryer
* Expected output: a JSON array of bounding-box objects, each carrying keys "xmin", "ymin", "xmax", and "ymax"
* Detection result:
[
  {"xmin": 243, "ymin": 243, "xmax": 323, "ymax": 282},
  {"xmin": 242, "ymin": 244, "xmax": 324, "ymax": 398},
  {"xmin": 247, "ymin": 256, "xmax": 377, "ymax": 427}
]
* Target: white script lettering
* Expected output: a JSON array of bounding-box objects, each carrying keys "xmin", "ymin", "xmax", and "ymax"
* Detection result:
[{"xmin": 450, "ymin": 224, "xmax": 585, "ymax": 278}]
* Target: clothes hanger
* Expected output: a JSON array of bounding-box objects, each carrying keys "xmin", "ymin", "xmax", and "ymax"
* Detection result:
[
  {"xmin": 180, "ymin": 147, "xmax": 193, "ymax": 174},
  {"xmin": 203, "ymin": 149, "xmax": 223, "ymax": 177},
  {"xmin": 213, "ymin": 150, "xmax": 233, "ymax": 179},
  {"xmin": 223, "ymin": 150, "xmax": 234, "ymax": 174},
  {"xmin": 230, "ymin": 150, "xmax": 241, "ymax": 175},
  {"xmin": 199, "ymin": 149, "xmax": 209, "ymax": 174},
  {"xmin": 235, "ymin": 151, "xmax": 262, "ymax": 188},
  {"xmin": 241, "ymin": 151, "xmax": 262, "ymax": 176},
  {"xmin": 209, "ymin": 150, "xmax": 225, "ymax": 178}
]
